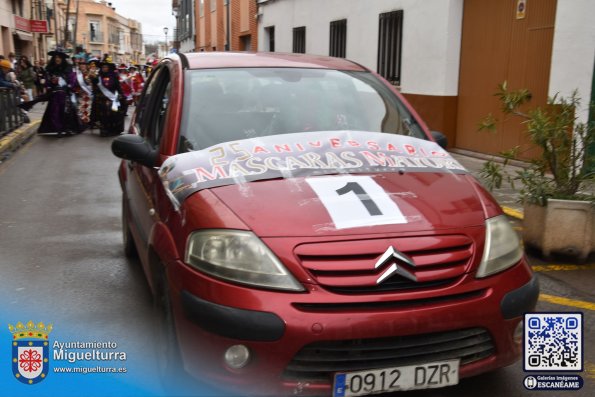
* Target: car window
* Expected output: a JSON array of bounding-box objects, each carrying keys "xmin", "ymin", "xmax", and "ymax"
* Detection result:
[
  {"xmin": 178, "ymin": 68, "xmax": 425, "ymax": 152},
  {"xmin": 138, "ymin": 66, "xmax": 172, "ymax": 148},
  {"xmin": 135, "ymin": 67, "xmax": 162, "ymax": 134}
]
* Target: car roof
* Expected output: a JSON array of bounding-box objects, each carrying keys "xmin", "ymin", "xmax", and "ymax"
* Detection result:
[{"xmin": 180, "ymin": 52, "xmax": 368, "ymax": 71}]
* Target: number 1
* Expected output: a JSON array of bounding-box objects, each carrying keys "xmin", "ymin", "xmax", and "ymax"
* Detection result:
[{"xmin": 336, "ymin": 182, "xmax": 383, "ymax": 216}]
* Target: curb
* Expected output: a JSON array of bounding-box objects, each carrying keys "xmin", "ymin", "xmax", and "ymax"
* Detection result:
[
  {"xmin": 502, "ymin": 206, "xmax": 524, "ymax": 220},
  {"xmin": 0, "ymin": 120, "xmax": 39, "ymax": 160}
]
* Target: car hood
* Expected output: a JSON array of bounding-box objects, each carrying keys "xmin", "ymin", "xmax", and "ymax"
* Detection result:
[{"xmin": 208, "ymin": 172, "xmax": 486, "ymax": 237}]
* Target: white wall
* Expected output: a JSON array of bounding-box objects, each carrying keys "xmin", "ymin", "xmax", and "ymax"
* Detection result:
[
  {"xmin": 180, "ymin": 38, "xmax": 195, "ymax": 53},
  {"xmin": 258, "ymin": 0, "xmax": 463, "ymax": 96},
  {"xmin": 548, "ymin": 0, "xmax": 595, "ymax": 124}
]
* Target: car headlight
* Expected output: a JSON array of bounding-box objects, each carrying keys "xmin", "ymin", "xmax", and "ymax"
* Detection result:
[
  {"xmin": 185, "ymin": 230, "xmax": 304, "ymax": 291},
  {"xmin": 476, "ymin": 215, "xmax": 523, "ymax": 278}
]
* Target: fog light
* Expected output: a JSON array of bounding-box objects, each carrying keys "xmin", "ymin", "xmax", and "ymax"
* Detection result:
[
  {"xmin": 513, "ymin": 321, "xmax": 523, "ymax": 344},
  {"xmin": 224, "ymin": 345, "xmax": 250, "ymax": 369}
]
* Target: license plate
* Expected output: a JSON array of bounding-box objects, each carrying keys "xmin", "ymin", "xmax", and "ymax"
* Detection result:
[{"xmin": 332, "ymin": 360, "xmax": 459, "ymax": 397}]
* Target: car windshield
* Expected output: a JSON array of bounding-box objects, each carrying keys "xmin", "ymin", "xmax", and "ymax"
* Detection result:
[{"xmin": 178, "ymin": 68, "xmax": 426, "ymax": 152}]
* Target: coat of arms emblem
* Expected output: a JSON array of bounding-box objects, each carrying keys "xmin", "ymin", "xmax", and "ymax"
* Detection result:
[{"xmin": 8, "ymin": 321, "xmax": 52, "ymax": 385}]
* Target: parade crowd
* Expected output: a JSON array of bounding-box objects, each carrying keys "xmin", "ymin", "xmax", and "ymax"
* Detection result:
[{"xmin": 0, "ymin": 48, "xmax": 149, "ymax": 137}]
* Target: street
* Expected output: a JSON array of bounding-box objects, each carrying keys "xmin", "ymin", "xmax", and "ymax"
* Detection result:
[{"xmin": 0, "ymin": 121, "xmax": 593, "ymax": 397}]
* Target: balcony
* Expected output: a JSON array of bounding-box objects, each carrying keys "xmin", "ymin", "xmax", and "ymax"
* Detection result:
[{"xmin": 88, "ymin": 31, "xmax": 104, "ymax": 43}]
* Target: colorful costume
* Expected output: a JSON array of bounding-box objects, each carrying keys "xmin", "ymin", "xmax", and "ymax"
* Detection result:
[
  {"xmin": 94, "ymin": 60, "xmax": 127, "ymax": 136},
  {"xmin": 129, "ymin": 66, "xmax": 144, "ymax": 105},
  {"xmin": 73, "ymin": 66, "xmax": 94, "ymax": 126},
  {"xmin": 21, "ymin": 48, "xmax": 82, "ymax": 135},
  {"xmin": 118, "ymin": 64, "xmax": 133, "ymax": 106}
]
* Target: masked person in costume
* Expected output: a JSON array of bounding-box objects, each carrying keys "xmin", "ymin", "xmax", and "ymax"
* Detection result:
[
  {"xmin": 117, "ymin": 63, "xmax": 133, "ymax": 107},
  {"xmin": 86, "ymin": 57, "xmax": 101, "ymax": 130},
  {"xmin": 19, "ymin": 48, "xmax": 82, "ymax": 136},
  {"xmin": 95, "ymin": 56, "xmax": 126, "ymax": 136},
  {"xmin": 72, "ymin": 54, "xmax": 94, "ymax": 130},
  {"xmin": 128, "ymin": 65, "xmax": 144, "ymax": 106}
]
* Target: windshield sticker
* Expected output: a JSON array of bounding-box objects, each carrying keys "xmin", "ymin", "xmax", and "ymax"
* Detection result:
[
  {"xmin": 159, "ymin": 130, "xmax": 467, "ymax": 208},
  {"xmin": 306, "ymin": 175, "xmax": 407, "ymax": 229}
]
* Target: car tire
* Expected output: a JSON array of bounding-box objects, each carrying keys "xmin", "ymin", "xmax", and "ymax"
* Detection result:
[
  {"xmin": 122, "ymin": 196, "xmax": 138, "ymax": 258},
  {"xmin": 153, "ymin": 266, "xmax": 183, "ymax": 383}
]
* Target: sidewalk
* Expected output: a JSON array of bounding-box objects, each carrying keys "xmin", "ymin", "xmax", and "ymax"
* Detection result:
[{"xmin": 0, "ymin": 103, "xmax": 45, "ymax": 163}]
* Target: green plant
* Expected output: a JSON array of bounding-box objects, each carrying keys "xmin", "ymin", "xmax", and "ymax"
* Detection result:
[{"xmin": 479, "ymin": 82, "xmax": 595, "ymax": 206}]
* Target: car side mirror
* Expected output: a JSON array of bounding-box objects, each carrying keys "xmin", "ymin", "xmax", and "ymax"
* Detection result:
[
  {"xmin": 111, "ymin": 134, "xmax": 158, "ymax": 168},
  {"xmin": 430, "ymin": 131, "xmax": 448, "ymax": 149}
]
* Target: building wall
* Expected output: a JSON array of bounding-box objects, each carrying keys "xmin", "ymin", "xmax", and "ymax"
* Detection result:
[
  {"xmin": 548, "ymin": 0, "xmax": 595, "ymax": 124},
  {"xmin": 231, "ymin": 0, "xmax": 257, "ymax": 51},
  {"xmin": 0, "ymin": 0, "xmax": 16, "ymax": 56},
  {"xmin": 176, "ymin": 0, "xmax": 195, "ymax": 53},
  {"xmin": 257, "ymin": 0, "xmax": 462, "ymax": 146},
  {"xmin": 0, "ymin": 0, "xmax": 35, "ymax": 59},
  {"xmin": 73, "ymin": 0, "xmax": 143, "ymax": 63},
  {"xmin": 195, "ymin": 0, "xmax": 257, "ymax": 52},
  {"xmin": 258, "ymin": 0, "xmax": 462, "ymax": 96}
]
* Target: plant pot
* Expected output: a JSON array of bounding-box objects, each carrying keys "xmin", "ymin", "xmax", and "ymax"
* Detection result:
[{"xmin": 523, "ymin": 199, "xmax": 595, "ymax": 262}]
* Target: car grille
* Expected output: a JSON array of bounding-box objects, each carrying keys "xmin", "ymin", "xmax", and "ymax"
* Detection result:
[
  {"xmin": 294, "ymin": 235, "xmax": 474, "ymax": 293},
  {"xmin": 283, "ymin": 328, "xmax": 494, "ymax": 382}
]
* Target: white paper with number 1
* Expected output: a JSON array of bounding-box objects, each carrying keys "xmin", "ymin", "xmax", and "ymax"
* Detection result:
[{"xmin": 306, "ymin": 175, "xmax": 407, "ymax": 230}]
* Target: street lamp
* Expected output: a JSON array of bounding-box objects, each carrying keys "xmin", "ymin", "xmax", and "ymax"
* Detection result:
[{"xmin": 163, "ymin": 27, "xmax": 169, "ymax": 55}]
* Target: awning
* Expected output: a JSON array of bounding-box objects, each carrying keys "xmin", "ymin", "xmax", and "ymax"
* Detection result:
[{"xmin": 14, "ymin": 30, "xmax": 33, "ymax": 41}]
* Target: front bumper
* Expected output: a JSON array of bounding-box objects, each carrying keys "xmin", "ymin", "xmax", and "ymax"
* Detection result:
[{"xmin": 169, "ymin": 259, "xmax": 537, "ymax": 396}]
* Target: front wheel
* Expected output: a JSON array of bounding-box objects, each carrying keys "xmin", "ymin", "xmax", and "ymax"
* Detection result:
[
  {"xmin": 153, "ymin": 267, "xmax": 183, "ymax": 383},
  {"xmin": 122, "ymin": 195, "xmax": 138, "ymax": 258}
]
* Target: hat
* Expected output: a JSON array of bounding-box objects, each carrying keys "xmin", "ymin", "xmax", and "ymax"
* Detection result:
[
  {"xmin": 117, "ymin": 63, "xmax": 128, "ymax": 70},
  {"xmin": 128, "ymin": 65, "xmax": 137, "ymax": 70},
  {"xmin": 0, "ymin": 59, "xmax": 12, "ymax": 69},
  {"xmin": 48, "ymin": 47, "xmax": 69, "ymax": 59}
]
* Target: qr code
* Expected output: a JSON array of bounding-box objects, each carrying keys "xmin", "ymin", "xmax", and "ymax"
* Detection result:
[{"xmin": 524, "ymin": 313, "xmax": 582, "ymax": 371}]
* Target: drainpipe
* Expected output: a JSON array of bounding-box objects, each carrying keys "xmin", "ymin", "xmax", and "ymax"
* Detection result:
[
  {"xmin": 63, "ymin": 0, "xmax": 72, "ymax": 48},
  {"xmin": 226, "ymin": 0, "xmax": 231, "ymax": 51},
  {"xmin": 53, "ymin": 0, "xmax": 59, "ymax": 47},
  {"xmin": 72, "ymin": 0, "xmax": 80, "ymax": 49}
]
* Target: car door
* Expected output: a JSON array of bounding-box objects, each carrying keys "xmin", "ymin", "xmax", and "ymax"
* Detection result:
[{"xmin": 124, "ymin": 64, "xmax": 173, "ymax": 263}]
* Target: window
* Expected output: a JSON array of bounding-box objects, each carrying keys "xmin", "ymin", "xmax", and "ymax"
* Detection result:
[
  {"xmin": 293, "ymin": 26, "xmax": 306, "ymax": 54},
  {"xmin": 89, "ymin": 21, "xmax": 101, "ymax": 42},
  {"xmin": 210, "ymin": 0, "xmax": 216, "ymax": 12},
  {"xmin": 179, "ymin": 68, "xmax": 426, "ymax": 152},
  {"xmin": 265, "ymin": 26, "xmax": 275, "ymax": 52},
  {"xmin": 199, "ymin": 0, "xmax": 204, "ymax": 17},
  {"xmin": 377, "ymin": 10, "xmax": 403, "ymax": 85},
  {"xmin": 137, "ymin": 66, "xmax": 172, "ymax": 148},
  {"xmin": 329, "ymin": 19, "xmax": 347, "ymax": 58}
]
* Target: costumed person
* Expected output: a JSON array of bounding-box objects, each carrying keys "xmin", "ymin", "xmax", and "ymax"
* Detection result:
[
  {"xmin": 0, "ymin": 59, "xmax": 18, "ymax": 89},
  {"xmin": 94, "ymin": 56, "xmax": 126, "ymax": 137},
  {"xmin": 72, "ymin": 54, "xmax": 94, "ymax": 130},
  {"xmin": 17, "ymin": 57, "xmax": 35, "ymax": 101},
  {"xmin": 86, "ymin": 57, "xmax": 101, "ymax": 130},
  {"xmin": 33, "ymin": 59, "xmax": 46, "ymax": 96},
  {"xmin": 128, "ymin": 65, "xmax": 144, "ymax": 106},
  {"xmin": 117, "ymin": 63, "xmax": 133, "ymax": 108},
  {"xmin": 19, "ymin": 48, "xmax": 82, "ymax": 136}
]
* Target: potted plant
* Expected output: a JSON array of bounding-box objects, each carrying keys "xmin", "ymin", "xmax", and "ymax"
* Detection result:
[{"xmin": 479, "ymin": 83, "xmax": 595, "ymax": 261}]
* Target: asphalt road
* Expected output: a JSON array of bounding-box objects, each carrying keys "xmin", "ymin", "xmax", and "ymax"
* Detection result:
[{"xmin": 0, "ymin": 125, "xmax": 593, "ymax": 397}]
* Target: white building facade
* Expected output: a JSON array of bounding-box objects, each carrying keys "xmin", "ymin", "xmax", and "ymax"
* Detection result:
[{"xmin": 257, "ymin": 0, "xmax": 594, "ymax": 157}]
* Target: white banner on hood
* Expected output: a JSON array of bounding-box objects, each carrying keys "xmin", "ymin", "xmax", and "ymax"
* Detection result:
[{"xmin": 159, "ymin": 130, "xmax": 467, "ymax": 209}]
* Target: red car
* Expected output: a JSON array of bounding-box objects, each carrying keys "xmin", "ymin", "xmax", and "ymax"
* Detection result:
[{"xmin": 112, "ymin": 52, "xmax": 538, "ymax": 396}]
